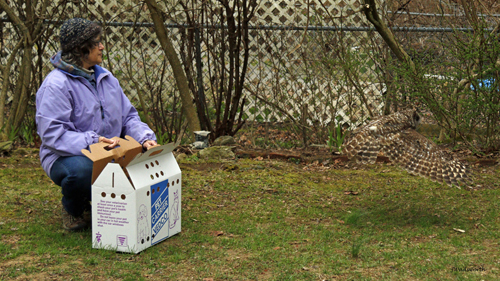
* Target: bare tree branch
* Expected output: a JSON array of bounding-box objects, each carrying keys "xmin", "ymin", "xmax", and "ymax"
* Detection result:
[{"xmin": 144, "ymin": 0, "xmax": 201, "ymax": 139}]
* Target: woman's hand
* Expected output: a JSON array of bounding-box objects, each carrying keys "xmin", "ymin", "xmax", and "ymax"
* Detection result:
[
  {"xmin": 142, "ymin": 140, "xmax": 158, "ymax": 150},
  {"xmin": 98, "ymin": 136, "xmax": 120, "ymax": 149}
]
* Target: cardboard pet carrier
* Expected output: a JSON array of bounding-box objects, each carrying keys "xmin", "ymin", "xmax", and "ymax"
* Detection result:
[{"xmin": 82, "ymin": 136, "xmax": 181, "ymax": 254}]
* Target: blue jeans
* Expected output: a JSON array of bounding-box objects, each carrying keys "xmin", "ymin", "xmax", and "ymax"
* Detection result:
[{"xmin": 49, "ymin": 156, "xmax": 93, "ymax": 217}]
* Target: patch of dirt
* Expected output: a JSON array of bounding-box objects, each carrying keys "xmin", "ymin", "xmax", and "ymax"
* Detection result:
[
  {"xmin": 0, "ymin": 255, "xmax": 39, "ymax": 268},
  {"xmin": 179, "ymin": 162, "xmax": 224, "ymax": 171},
  {"xmin": 1, "ymin": 235, "xmax": 20, "ymax": 248},
  {"xmin": 224, "ymin": 249, "xmax": 253, "ymax": 261},
  {"xmin": 11, "ymin": 272, "xmax": 68, "ymax": 281}
]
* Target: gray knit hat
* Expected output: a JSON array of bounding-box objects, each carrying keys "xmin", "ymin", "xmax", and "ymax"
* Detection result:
[{"xmin": 60, "ymin": 18, "xmax": 101, "ymax": 52}]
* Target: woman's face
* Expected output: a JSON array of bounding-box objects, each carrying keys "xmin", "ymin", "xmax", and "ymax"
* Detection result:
[{"xmin": 82, "ymin": 36, "xmax": 104, "ymax": 69}]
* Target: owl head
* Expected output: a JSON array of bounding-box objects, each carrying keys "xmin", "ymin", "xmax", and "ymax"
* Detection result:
[{"xmin": 404, "ymin": 109, "xmax": 421, "ymax": 129}]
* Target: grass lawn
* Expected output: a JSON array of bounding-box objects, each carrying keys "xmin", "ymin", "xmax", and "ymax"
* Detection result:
[{"xmin": 1, "ymin": 147, "xmax": 499, "ymax": 280}]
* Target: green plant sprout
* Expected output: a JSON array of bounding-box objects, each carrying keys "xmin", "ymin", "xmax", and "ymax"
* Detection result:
[{"xmin": 327, "ymin": 116, "xmax": 346, "ymax": 153}]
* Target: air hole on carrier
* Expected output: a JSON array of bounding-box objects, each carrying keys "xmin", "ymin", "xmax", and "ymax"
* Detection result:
[
  {"xmin": 156, "ymin": 173, "xmax": 159, "ymax": 178},
  {"xmin": 121, "ymin": 194, "xmax": 126, "ymax": 200},
  {"xmin": 145, "ymin": 164, "xmax": 149, "ymax": 169},
  {"xmin": 150, "ymin": 175, "xmax": 154, "ymax": 180},
  {"xmin": 155, "ymin": 160, "xmax": 159, "ymax": 165},
  {"xmin": 111, "ymin": 193, "xmax": 116, "ymax": 198},
  {"xmin": 160, "ymin": 171, "xmax": 164, "ymax": 176},
  {"xmin": 177, "ymin": 179, "xmax": 180, "ymax": 184},
  {"xmin": 101, "ymin": 192, "xmax": 106, "ymax": 197},
  {"xmin": 151, "ymin": 162, "xmax": 154, "ymax": 167},
  {"xmin": 157, "ymin": 187, "xmax": 160, "ymax": 192}
]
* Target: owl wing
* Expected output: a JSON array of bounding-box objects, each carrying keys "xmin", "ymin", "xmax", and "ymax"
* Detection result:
[
  {"xmin": 343, "ymin": 116, "xmax": 411, "ymax": 164},
  {"xmin": 343, "ymin": 126, "xmax": 381, "ymax": 164},
  {"xmin": 380, "ymin": 129, "xmax": 470, "ymax": 187}
]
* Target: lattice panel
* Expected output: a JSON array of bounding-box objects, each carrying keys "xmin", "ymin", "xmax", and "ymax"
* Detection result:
[
  {"xmin": 242, "ymin": 20, "xmax": 384, "ymax": 127},
  {"xmin": 253, "ymin": 0, "xmax": 368, "ymax": 26}
]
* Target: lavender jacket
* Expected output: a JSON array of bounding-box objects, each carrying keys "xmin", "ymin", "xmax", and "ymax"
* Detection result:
[{"xmin": 36, "ymin": 58, "xmax": 156, "ymax": 176}]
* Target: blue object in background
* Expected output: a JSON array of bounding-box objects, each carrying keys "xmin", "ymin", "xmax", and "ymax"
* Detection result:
[{"xmin": 470, "ymin": 78, "xmax": 496, "ymax": 90}]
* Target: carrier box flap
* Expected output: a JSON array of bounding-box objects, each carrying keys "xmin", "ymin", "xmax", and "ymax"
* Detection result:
[
  {"xmin": 81, "ymin": 135, "xmax": 143, "ymax": 184},
  {"xmin": 127, "ymin": 142, "xmax": 176, "ymax": 167}
]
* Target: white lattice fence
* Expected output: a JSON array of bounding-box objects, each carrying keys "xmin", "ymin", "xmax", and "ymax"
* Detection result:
[{"xmin": 241, "ymin": 0, "xmax": 385, "ymax": 126}]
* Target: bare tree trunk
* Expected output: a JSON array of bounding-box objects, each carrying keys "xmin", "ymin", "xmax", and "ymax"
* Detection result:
[
  {"xmin": 7, "ymin": 46, "xmax": 33, "ymax": 134},
  {"xmin": 175, "ymin": 0, "xmax": 256, "ymax": 139},
  {"xmin": 0, "ymin": 0, "xmax": 51, "ymax": 141},
  {"xmin": 0, "ymin": 40, "xmax": 22, "ymax": 141},
  {"xmin": 144, "ymin": 0, "xmax": 201, "ymax": 139}
]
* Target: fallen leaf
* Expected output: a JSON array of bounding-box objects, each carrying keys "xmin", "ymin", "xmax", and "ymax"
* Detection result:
[
  {"xmin": 453, "ymin": 228, "xmax": 465, "ymax": 233},
  {"xmin": 273, "ymin": 246, "xmax": 281, "ymax": 250},
  {"xmin": 289, "ymin": 240, "xmax": 308, "ymax": 245},
  {"xmin": 344, "ymin": 191, "xmax": 359, "ymax": 195},
  {"xmin": 203, "ymin": 278, "xmax": 214, "ymax": 281},
  {"xmin": 211, "ymin": 230, "xmax": 224, "ymax": 237}
]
